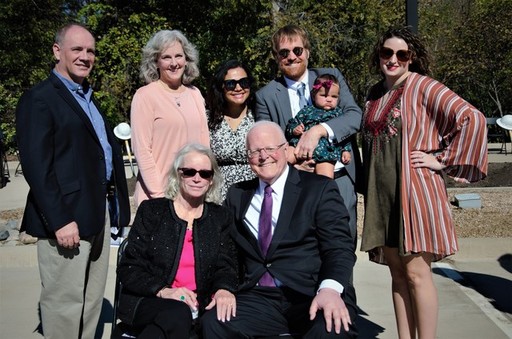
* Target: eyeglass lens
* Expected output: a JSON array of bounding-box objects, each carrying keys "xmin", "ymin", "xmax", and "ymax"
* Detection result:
[
  {"xmin": 179, "ymin": 168, "xmax": 214, "ymax": 179},
  {"xmin": 379, "ymin": 47, "xmax": 411, "ymax": 62},
  {"xmin": 247, "ymin": 143, "xmax": 286, "ymax": 158},
  {"xmin": 278, "ymin": 47, "xmax": 304, "ymax": 59},
  {"xmin": 224, "ymin": 77, "xmax": 251, "ymax": 91}
]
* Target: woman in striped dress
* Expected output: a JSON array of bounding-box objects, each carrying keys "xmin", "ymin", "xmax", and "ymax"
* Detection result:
[{"xmin": 361, "ymin": 27, "xmax": 488, "ymax": 339}]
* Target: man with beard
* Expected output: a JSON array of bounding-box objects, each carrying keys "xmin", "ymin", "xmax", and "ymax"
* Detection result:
[{"xmin": 254, "ymin": 24, "xmax": 361, "ymax": 243}]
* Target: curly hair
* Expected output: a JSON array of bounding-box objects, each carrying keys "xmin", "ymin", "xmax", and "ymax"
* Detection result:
[
  {"xmin": 271, "ymin": 24, "xmax": 311, "ymax": 60},
  {"xmin": 165, "ymin": 144, "xmax": 223, "ymax": 205},
  {"xmin": 206, "ymin": 60, "xmax": 255, "ymax": 131},
  {"xmin": 139, "ymin": 30, "xmax": 200, "ymax": 85},
  {"xmin": 369, "ymin": 26, "xmax": 431, "ymax": 76}
]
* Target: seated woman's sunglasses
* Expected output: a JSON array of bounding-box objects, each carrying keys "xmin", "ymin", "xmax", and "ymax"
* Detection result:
[
  {"xmin": 223, "ymin": 77, "xmax": 251, "ymax": 91},
  {"xmin": 178, "ymin": 167, "xmax": 214, "ymax": 179},
  {"xmin": 379, "ymin": 47, "xmax": 411, "ymax": 62}
]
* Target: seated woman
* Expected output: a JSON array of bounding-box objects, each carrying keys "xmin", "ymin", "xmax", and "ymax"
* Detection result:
[{"xmin": 117, "ymin": 143, "xmax": 238, "ymax": 339}]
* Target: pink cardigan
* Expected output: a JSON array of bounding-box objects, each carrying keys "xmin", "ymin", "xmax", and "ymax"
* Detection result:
[{"xmin": 131, "ymin": 81, "xmax": 209, "ymax": 206}]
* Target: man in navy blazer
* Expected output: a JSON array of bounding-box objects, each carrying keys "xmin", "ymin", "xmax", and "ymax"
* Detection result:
[
  {"xmin": 202, "ymin": 121, "xmax": 357, "ymax": 338},
  {"xmin": 16, "ymin": 23, "xmax": 130, "ymax": 339},
  {"xmin": 255, "ymin": 25, "xmax": 361, "ymax": 241}
]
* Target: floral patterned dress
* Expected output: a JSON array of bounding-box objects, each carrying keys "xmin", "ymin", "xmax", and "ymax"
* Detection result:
[{"xmin": 209, "ymin": 110, "xmax": 256, "ymax": 198}]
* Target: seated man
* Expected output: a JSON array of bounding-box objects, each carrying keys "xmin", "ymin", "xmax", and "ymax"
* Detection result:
[{"xmin": 202, "ymin": 121, "xmax": 357, "ymax": 338}]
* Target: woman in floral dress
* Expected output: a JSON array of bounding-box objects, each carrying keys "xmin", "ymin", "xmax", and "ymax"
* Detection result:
[
  {"xmin": 361, "ymin": 27, "xmax": 488, "ymax": 339},
  {"xmin": 206, "ymin": 60, "xmax": 256, "ymax": 198}
]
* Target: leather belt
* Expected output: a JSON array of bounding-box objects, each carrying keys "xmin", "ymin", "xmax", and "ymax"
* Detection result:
[
  {"xmin": 106, "ymin": 178, "xmax": 116, "ymax": 198},
  {"xmin": 333, "ymin": 167, "xmax": 348, "ymax": 179}
]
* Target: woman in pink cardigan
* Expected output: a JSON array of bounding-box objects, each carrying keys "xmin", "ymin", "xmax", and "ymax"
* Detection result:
[
  {"xmin": 131, "ymin": 30, "xmax": 209, "ymax": 206},
  {"xmin": 361, "ymin": 27, "xmax": 487, "ymax": 339}
]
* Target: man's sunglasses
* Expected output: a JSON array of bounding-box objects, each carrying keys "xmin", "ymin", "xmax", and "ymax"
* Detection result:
[
  {"xmin": 223, "ymin": 77, "xmax": 251, "ymax": 91},
  {"xmin": 178, "ymin": 167, "xmax": 214, "ymax": 179},
  {"xmin": 379, "ymin": 47, "xmax": 411, "ymax": 62},
  {"xmin": 277, "ymin": 47, "xmax": 304, "ymax": 59}
]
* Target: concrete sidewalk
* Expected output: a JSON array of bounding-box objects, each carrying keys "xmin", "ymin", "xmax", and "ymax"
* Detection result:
[
  {"xmin": 1, "ymin": 146, "xmax": 511, "ymax": 338},
  {"xmin": 1, "ymin": 239, "xmax": 511, "ymax": 338}
]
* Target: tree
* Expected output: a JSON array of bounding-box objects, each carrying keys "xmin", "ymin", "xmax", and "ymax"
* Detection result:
[
  {"xmin": 420, "ymin": 0, "xmax": 512, "ymax": 116},
  {"xmin": 79, "ymin": 3, "xmax": 168, "ymax": 125},
  {"xmin": 0, "ymin": 0, "xmax": 87, "ymax": 151}
]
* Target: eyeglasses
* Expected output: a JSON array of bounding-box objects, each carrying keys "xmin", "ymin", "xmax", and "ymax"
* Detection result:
[
  {"xmin": 223, "ymin": 77, "xmax": 251, "ymax": 91},
  {"xmin": 178, "ymin": 167, "xmax": 214, "ymax": 179},
  {"xmin": 246, "ymin": 142, "xmax": 286, "ymax": 158},
  {"xmin": 277, "ymin": 47, "xmax": 304, "ymax": 59},
  {"xmin": 379, "ymin": 47, "xmax": 411, "ymax": 62}
]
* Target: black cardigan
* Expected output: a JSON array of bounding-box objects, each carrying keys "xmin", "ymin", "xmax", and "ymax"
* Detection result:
[{"xmin": 117, "ymin": 198, "xmax": 238, "ymax": 325}]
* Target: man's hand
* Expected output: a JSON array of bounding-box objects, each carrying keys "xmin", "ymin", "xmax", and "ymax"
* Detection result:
[
  {"xmin": 205, "ymin": 289, "xmax": 236, "ymax": 322},
  {"xmin": 309, "ymin": 288, "xmax": 352, "ymax": 334},
  {"xmin": 55, "ymin": 221, "xmax": 80, "ymax": 249},
  {"xmin": 294, "ymin": 125, "xmax": 327, "ymax": 160},
  {"xmin": 294, "ymin": 159, "xmax": 316, "ymax": 173}
]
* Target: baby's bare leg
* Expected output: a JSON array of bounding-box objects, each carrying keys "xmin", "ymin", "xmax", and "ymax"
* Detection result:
[{"xmin": 315, "ymin": 162, "xmax": 335, "ymax": 179}]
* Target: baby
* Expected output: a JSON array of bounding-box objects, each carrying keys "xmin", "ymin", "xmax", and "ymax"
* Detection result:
[{"xmin": 286, "ymin": 74, "xmax": 351, "ymax": 178}]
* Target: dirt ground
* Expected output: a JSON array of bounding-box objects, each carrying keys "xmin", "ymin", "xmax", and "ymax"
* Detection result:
[
  {"xmin": 356, "ymin": 162, "xmax": 512, "ymax": 238},
  {"xmin": 2, "ymin": 164, "xmax": 511, "ymax": 238}
]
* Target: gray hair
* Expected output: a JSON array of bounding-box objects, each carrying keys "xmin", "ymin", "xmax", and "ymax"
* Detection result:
[
  {"xmin": 139, "ymin": 29, "xmax": 200, "ymax": 85},
  {"xmin": 165, "ymin": 144, "xmax": 223, "ymax": 204},
  {"xmin": 55, "ymin": 23, "xmax": 93, "ymax": 44},
  {"xmin": 246, "ymin": 121, "xmax": 287, "ymax": 148}
]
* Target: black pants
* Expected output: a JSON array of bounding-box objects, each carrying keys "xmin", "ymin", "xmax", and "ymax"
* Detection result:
[
  {"xmin": 132, "ymin": 297, "xmax": 193, "ymax": 339},
  {"xmin": 201, "ymin": 286, "xmax": 358, "ymax": 339}
]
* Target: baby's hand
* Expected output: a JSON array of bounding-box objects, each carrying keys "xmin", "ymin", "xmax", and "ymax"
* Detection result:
[
  {"xmin": 341, "ymin": 151, "xmax": 351, "ymax": 164},
  {"xmin": 293, "ymin": 123, "xmax": 305, "ymax": 136}
]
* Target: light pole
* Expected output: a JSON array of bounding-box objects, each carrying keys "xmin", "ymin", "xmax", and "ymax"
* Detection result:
[{"xmin": 406, "ymin": 0, "xmax": 418, "ymax": 33}]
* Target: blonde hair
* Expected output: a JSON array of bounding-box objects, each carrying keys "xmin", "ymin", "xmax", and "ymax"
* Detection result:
[{"xmin": 140, "ymin": 30, "xmax": 200, "ymax": 85}]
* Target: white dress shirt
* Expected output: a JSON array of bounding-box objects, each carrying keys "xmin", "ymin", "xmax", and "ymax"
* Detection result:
[{"xmin": 243, "ymin": 166, "xmax": 344, "ymax": 293}]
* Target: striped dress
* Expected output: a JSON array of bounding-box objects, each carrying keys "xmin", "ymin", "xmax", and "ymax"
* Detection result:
[{"xmin": 361, "ymin": 72, "xmax": 488, "ymax": 263}]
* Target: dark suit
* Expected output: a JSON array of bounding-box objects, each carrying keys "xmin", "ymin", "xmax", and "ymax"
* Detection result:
[
  {"xmin": 16, "ymin": 72, "xmax": 130, "ymax": 238},
  {"xmin": 254, "ymin": 68, "xmax": 361, "ymax": 239},
  {"xmin": 15, "ymin": 71, "xmax": 130, "ymax": 338},
  {"xmin": 202, "ymin": 166, "xmax": 357, "ymax": 338}
]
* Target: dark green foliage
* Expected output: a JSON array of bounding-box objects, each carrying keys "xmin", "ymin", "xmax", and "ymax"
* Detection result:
[{"xmin": 1, "ymin": 0, "xmax": 510, "ymax": 153}]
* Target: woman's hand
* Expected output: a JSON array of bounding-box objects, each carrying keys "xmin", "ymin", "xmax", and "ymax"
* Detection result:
[
  {"xmin": 205, "ymin": 289, "xmax": 236, "ymax": 322},
  {"xmin": 157, "ymin": 287, "xmax": 198, "ymax": 311},
  {"xmin": 411, "ymin": 151, "xmax": 446, "ymax": 171}
]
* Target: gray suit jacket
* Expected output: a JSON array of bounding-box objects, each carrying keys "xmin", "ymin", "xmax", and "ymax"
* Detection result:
[{"xmin": 254, "ymin": 68, "xmax": 361, "ymax": 183}]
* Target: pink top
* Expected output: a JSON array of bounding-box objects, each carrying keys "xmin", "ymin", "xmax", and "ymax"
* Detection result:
[
  {"xmin": 172, "ymin": 229, "xmax": 196, "ymax": 291},
  {"xmin": 131, "ymin": 81, "xmax": 210, "ymax": 206}
]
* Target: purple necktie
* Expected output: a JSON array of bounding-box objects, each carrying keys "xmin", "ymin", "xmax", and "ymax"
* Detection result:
[{"xmin": 258, "ymin": 185, "xmax": 275, "ymax": 286}]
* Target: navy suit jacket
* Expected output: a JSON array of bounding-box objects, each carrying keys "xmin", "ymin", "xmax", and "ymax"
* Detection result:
[
  {"xmin": 225, "ymin": 166, "xmax": 356, "ymax": 297},
  {"xmin": 16, "ymin": 72, "xmax": 130, "ymax": 238},
  {"xmin": 254, "ymin": 68, "xmax": 362, "ymax": 183}
]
